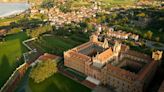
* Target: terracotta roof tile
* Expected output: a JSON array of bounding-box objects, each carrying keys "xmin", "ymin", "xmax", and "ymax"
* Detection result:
[
  {"xmin": 38, "ymin": 53, "xmax": 60, "ymax": 61},
  {"xmin": 137, "ymin": 61, "xmax": 157, "ymax": 81},
  {"xmin": 98, "ymin": 48, "xmax": 113, "ymax": 62}
]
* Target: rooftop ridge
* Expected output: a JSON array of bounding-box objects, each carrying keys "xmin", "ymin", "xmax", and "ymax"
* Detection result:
[{"xmin": 97, "ymin": 47, "xmax": 113, "ymax": 62}]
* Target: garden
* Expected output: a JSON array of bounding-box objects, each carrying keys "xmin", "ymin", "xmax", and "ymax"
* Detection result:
[{"xmin": 27, "ymin": 32, "xmax": 89, "ymax": 56}]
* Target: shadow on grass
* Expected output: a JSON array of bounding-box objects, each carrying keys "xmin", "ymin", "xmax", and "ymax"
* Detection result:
[
  {"xmin": 45, "ymin": 83, "xmax": 61, "ymax": 92},
  {"xmin": 0, "ymin": 32, "xmax": 28, "ymax": 88},
  {"xmin": 0, "ymin": 55, "xmax": 10, "ymax": 88}
]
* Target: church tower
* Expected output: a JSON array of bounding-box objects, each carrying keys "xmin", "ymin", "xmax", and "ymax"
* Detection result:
[
  {"xmin": 90, "ymin": 34, "xmax": 98, "ymax": 42},
  {"xmin": 113, "ymin": 41, "xmax": 121, "ymax": 56},
  {"xmin": 152, "ymin": 51, "xmax": 163, "ymax": 61},
  {"xmin": 102, "ymin": 38, "xmax": 109, "ymax": 49}
]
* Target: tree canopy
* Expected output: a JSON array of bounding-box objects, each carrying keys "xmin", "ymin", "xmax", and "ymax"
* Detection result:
[
  {"xmin": 30, "ymin": 59, "xmax": 57, "ymax": 83},
  {"xmin": 41, "ymin": 0, "xmax": 54, "ymax": 9}
]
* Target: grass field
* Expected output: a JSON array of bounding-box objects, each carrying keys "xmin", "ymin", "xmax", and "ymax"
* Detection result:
[
  {"xmin": 98, "ymin": 0, "xmax": 137, "ymax": 4},
  {"xmin": 72, "ymin": 1, "xmax": 91, "ymax": 8},
  {"xmin": 28, "ymin": 73, "xmax": 91, "ymax": 92},
  {"xmin": 15, "ymin": 33, "xmax": 90, "ymax": 92},
  {"xmin": 0, "ymin": 32, "xmax": 28, "ymax": 87},
  {"xmin": 0, "ymin": 15, "xmax": 24, "ymax": 26},
  {"xmin": 97, "ymin": 0, "xmax": 137, "ymax": 8},
  {"xmin": 30, "ymin": 33, "xmax": 89, "ymax": 55}
]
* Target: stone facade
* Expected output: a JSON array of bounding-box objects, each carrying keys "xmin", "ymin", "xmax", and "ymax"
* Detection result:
[{"xmin": 64, "ymin": 34, "xmax": 162, "ymax": 92}]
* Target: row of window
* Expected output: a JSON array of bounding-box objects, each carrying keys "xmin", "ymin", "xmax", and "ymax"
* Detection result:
[{"xmin": 107, "ymin": 77, "xmax": 140, "ymax": 92}]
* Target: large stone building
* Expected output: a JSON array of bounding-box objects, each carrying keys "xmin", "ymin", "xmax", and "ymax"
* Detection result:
[{"xmin": 64, "ymin": 34, "xmax": 163, "ymax": 92}]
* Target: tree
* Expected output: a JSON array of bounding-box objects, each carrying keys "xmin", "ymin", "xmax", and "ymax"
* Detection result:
[
  {"xmin": 111, "ymin": 13, "xmax": 117, "ymax": 19},
  {"xmin": 41, "ymin": 0, "xmax": 54, "ymax": 9},
  {"xmin": 130, "ymin": 41, "xmax": 135, "ymax": 46},
  {"xmin": 146, "ymin": 31, "xmax": 153, "ymax": 40},
  {"xmin": 155, "ymin": 37, "xmax": 160, "ymax": 42},
  {"xmin": 136, "ymin": 12, "xmax": 146, "ymax": 17},
  {"xmin": 59, "ymin": 4, "xmax": 71, "ymax": 13},
  {"xmin": 87, "ymin": 23, "xmax": 94, "ymax": 31},
  {"xmin": 122, "ymin": 17, "xmax": 129, "ymax": 23},
  {"xmin": 144, "ymin": 31, "xmax": 153, "ymax": 40},
  {"xmin": 30, "ymin": 25, "xmax": 52, "ymax": 38},
  {"xmin": 79, "ymin": 22, "xmax": 87, "ymax": 28},
  {"xmin": 30, "ymin": 59, "xmax": 57, "ymax": 83},
  {"xmin": 17, "ymin": 18, "xmax": 43, "ymax": 29}
]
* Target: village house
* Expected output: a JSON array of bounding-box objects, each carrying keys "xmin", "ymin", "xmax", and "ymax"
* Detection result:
[
  {"xmin": 48, "ymin": 6, "xmax": 101, "ymax": 26},
  {"xmin": 0, "ymin": 29, "xmax": 7, "ymax": 41},
  {"xmin": 107, "ymin": 29, "xmax": 130, "ymax": 40},
  {"xmin": 106, "ymin": 27, "xmax": 139, "ymax": 41},
  {"xmin": 0, "ymin": 29, "xmax": 7, "ymax": 37}
]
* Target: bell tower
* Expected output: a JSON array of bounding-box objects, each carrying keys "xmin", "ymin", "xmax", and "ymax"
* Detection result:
[
  {"xmin": 113, "ymin": 41, "xmax": 121, "ymax": 56},
  {"xmin": 152, "ymin": 51, "xmax": 163, "ymax": 61},
  {"xmin": 90, "ymin": 34, "xmax": 98, "ymax": 42},
  {"xmin": 102, "ymin": 38, "xmax": 109, "ymax": 49}
]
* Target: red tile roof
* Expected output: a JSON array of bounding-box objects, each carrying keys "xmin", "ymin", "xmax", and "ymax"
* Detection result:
[
  {"xmin": 38, "ymin": 53, "xmax": 61, "ymax": 61},
  {"xmin": 98, "ymin": 48, "xmax": 113, "ymax": 62},
  {"xmin": 0, "ymin": 29, "xmax": 7, "ymax": 36},
  {"xmin": 137, "ymin": 61, "xmax": 158, "ymax": 81}
]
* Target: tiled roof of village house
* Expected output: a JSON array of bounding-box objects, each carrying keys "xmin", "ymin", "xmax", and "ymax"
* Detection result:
[
  {"xmin": 97, "ymin": 48, "xmax": 113, "ymax": 62},
  {"xmin": 0, "ymin": 29, "xmax": 7, "ymax": 36},
  {"xmin": 107, "ymin": 64, "xmax": 137, "ymax": 82},
  {"xmin": 108, "ymin": 30, "xmax": 130, "ymax": 37},
  {"xmin": 48, "ymin": 6, "xmax": 99, "ymax": 26},
  {"xmin": 38, "ymin": 53, "xmax": 60, "ymax": 61}
]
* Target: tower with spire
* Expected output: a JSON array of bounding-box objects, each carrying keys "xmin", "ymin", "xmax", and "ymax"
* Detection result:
[
  {"xmin": 113, "ymin": 41, "xmax": 121, "ymax": 56},
  {"xmin": 102, "ymin": 38, "xmax": 109, "ymax": 49},
  {"xmin": 90, "ymin": 34, "xmax": 98, "ymax": 42},
  {"xmin": 152, "ymin": 50, "xmax": 163, "ymax": 61}
]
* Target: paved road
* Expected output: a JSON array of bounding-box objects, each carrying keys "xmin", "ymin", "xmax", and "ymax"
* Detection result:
[{"xmin": 145, "ymin": 40, "xmax": 164, "ymax": 50}]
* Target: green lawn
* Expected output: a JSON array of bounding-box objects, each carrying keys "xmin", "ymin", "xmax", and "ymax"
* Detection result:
[
  {"xmin": 72, "ymin": 1, "xmax": 91, "ymax": 8},
  {"xmin": 28, "ymin": 73, "xmax": 91, "ymax": 92},
  {"xmin": 0, "ymin": 15, "xmax": 24, "ymax": 26},
  {"xmin": 15, "ymin": 33, "xmax": 90, "ymax": 92},
  {"xmin": 98, "ymin": 0, "xmax": 136, "ymax": 4},
  {"xmin": 0, "ymin": 32, "xmax": 28, "ymax": 87},
  {"xmin": 31, "ymin": 34, "xmax": 88, "ymax": 55},
  {"xmin": 97, "ymin": 0, "xmax": 137, "ymax": 9}
]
